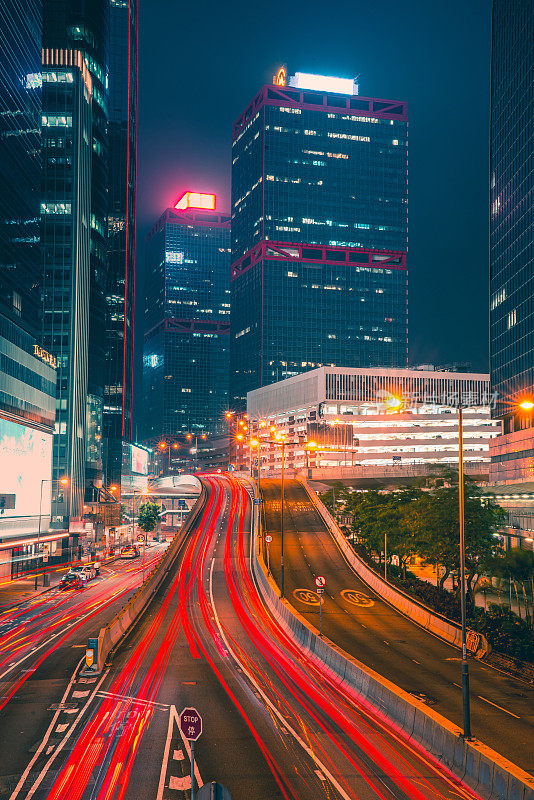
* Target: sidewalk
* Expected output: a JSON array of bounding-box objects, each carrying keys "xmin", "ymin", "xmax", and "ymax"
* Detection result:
[
  {"xmin": 0, "ymin": 566, "xmax": 66, "ymax": 608},
  {"xmin": 405, "ymin": 560, "xmax": 526, "ymax": 617}
]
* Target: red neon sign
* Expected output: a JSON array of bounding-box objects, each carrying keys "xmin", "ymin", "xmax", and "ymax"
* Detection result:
[{"xmin": 174, "ymin": 191, "xmax": 216, "ymax": 211}]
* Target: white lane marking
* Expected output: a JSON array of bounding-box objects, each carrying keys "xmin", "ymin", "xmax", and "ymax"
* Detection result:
[
  {"xmin": 156, "ymin": 704, "xmax": 175, "ymax": 800},
  {"xmin": 22, "ymin": 669, "xmax": 109, "ymax": 800},
  {"xmin": 8, "ymin": 658, "xmax": 105, "ymax": 800},
  {"xmin": 208, "ymin": 559, "xmax": 352, "ymax": 800},
  {"xmin": 173, "ymin": 749, "xmax": 184, "ymax": 761},
  {"xmin": 169, "ymin": 776, "xmax": 190, "ymax": 790},
  {"xmin": 55, "ymin": 724, "xmax": 68, "ymax": 733},
  {"xmin": 477, "ymin": 695, "xmax": 520, "ymax": 719},
  {"xmin": 72, "ymin": 690, "xmax": 89, "ymax": 698},
  {"xmin": 8, "ymin": 656, "xmax": 84, "ymax": 800}
]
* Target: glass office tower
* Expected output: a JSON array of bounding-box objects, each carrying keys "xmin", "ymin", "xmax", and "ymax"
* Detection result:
[
  {"xmin": 105, "ymin": 0, "xmax": 138, "ymax": 487},
  {"xmin": 143, "ymin": 193, "xmax": 231, "ymax": 441},
  {"xmin": 230, "ymin": 71, "xmax": 409, "ymax": 407},
  {"xmin": 42, "ymin": 0, "xmax": 109, "ymax": 494},
  {"xmin": 489, "ymin": 0, "xmax": 534, "ymax": 488},
  {"xmin": 0, "ymin": 0, "xmax": 42, "ymax": 338},
  {"xmin": 41, "ymin": 51, "xmax": 92, "ymax": 518}
]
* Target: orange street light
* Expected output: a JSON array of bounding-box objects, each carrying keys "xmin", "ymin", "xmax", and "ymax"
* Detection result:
[
  {"xmin": 158, "ymin": 441, "xmax": 167, "ymax": 450},
  {"xmin": 172, "ymin": 442, "xmax": 180, "ymax": 449},
  {"xmin": 306, "ymin": 440, "xmax": 317, "ymax": 450},
  {"xmin": 110, "ymin": 484, "xmax": 118, "ymax": 492},
  {"xmin": 518, "ymin": 399, "xmax": 534, "ymax": 412},
  {"xmin": 186, "ymin": 433, "xmax": 192, "ymax": 440},
  {"xmin": 201, "ymin": 433, "xmax": 207, "ymax": 440},
  {"xmin": 225, "ymin": 411, "xmax": 233, "ymax": 419},
  {"xmin": 59, "ymin": 476, "xmax": 69, "ymax": 486},
  {"xmin": 270, "ymin": 425, "xmax": 276, "ymax": 433},
  {"xmin": 236, "ymin": 433, "xmax": 244, "ymax": 441},
  {"xmin": 250, "ymin": 438, "xmax": 259, "ymax": 447}
]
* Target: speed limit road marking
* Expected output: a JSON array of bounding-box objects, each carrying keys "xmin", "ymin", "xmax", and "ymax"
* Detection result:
[
  {"xmin": 293, "ymin": 589, "xmax": 321, "ymax": 605},
  {"xmin": 341, "ymin": 589, "xmax": 375, "ymax": 607}
]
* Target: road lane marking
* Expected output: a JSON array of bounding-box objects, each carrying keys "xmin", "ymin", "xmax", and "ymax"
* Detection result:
[
  {"xmin": 477, "ymin": 695, "xmax": 520, "ymax": 718},
  {"xmin": 341, "ymin": 589, "xmax": 375, "ymax": 607},
  {"xmin": 293, "ymin": 589, "xmax": 321, "ymax": 605},
  {"xmin": 412, "ymin": 659, "xmax": 420, "ymax": 665},
  {"xmin": 209, "ymin": 559, "xmax": 353, "ymax": 800}
]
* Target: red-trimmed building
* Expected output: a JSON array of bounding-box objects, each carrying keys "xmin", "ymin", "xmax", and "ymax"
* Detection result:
[
  {"xmin": 142, "ymin": 192, "xmax": 231, "ymax": 451},
  {"xmin": 230, "ymin": 70, "xmax": 409, "ymax": 409}
]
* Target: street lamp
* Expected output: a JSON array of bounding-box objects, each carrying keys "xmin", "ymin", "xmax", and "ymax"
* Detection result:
[
  {"xmin": 457, "ymin": 397, "xmax": 471, "ymax": 740},
  {"xmin": 36, "ymin": 476, "xmax": 69, "ymax": 588},
  {"xmin": 267, "ymin": 432, "xmax": 289, "ymax": 598}
]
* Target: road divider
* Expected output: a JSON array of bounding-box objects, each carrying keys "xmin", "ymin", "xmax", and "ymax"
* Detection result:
[
  {"xmin": 250, "ymin": 482, "xmax": 534, "ymax": 800},
  {"xmin": 299, "ymin": 479, "xmax": 489, "ymax": 657},
  {"xmin": 84, "ymin": 485, "xmax": 207, "ymax": 674}
]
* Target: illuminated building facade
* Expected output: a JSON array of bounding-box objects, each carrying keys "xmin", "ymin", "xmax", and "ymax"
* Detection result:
[
  {"xmin": 0, "ymin": 0, "xmax": 42, "ymax": 339},
  {"xmin": 143, "ymin": 193, "xmax": 231, "ymax": 444},
  {"xmin": 243, "ymin": 367, "xmax": 499, "ymax": 478},
  {"xmin": 104, "ymin": 0, "xmax": 138, "ymax": 488},
  {"xmin": 41, "ymin": 50, "xmax": 92, "ymax": 518},
  {"xmin": 230, "ymin": 71, "xmax": 409, "ymax": 408},
  {"xmin": 489, "ymin": 0, "xmax": 534, "ymax": 487},
  {"xmin": 42, "ymin": 0, "xmax": 110, "ymax": 502}
]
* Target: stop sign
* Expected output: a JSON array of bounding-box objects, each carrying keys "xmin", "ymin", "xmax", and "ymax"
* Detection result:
[{"xmin": 179, "ymin": 707, "xmax": 202, "ymax": 741}]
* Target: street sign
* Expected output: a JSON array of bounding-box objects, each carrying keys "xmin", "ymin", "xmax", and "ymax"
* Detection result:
[
  {"xmin": 315, "ymin": 576, "xmax": 326, "ymax": 588},
  {"xmin": 317, "ymin": 588, "xmax": 324, "ymax": 595},
  {"xmin": 179, "ymin": 707, "xmax": 202, "ymax": 741},
  {"xmin": 136, "ymin": 534, "xmax": 145, "ymax": 542},
  {"xmin": 0, "ymin": 494, "xmax": 15, "ymax": 513},
  {"xmin": 85, "ymin": 648, "xmax": 94, "ymax": 667},
  {"xmin": 265, "ymin": 535, "xmax": 273, "ymax": 544},
  {"xmin": 253, "ymin": 498, "xmax": 262, "ymax": 505}
]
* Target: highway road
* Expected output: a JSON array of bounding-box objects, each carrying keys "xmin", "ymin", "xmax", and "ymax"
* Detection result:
[
  {"xmin": 5, "ymin": 475, "xmax": 491, "ymax": 800},
  {"xmin": 260, "ymin": 478, "xmax": 534, "ymax": 774},
  {"xmin": 0, "ymin": 544, "xmax": 168, "ymax": 797}
]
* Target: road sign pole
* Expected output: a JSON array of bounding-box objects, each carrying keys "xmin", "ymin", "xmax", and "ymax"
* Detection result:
[
  {"xmin": 191, "ymin": 739, "xmax": 195, "ymax": 800},
  {"xmin": 319, "ymin": 592, "xmax": 322, "ymax": 637},
  {"xmin": 267, "ymin": 542, "xmax": 270, "ymax": 575}
]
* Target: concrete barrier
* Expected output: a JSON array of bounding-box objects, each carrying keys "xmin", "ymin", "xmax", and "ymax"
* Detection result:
[
  {"xmin": 249, "ymin": 484, "xmax": 534, "ymax": 800},
  {"xmin": 299, "ymin": 478, "xmax": 489, "ymax": 657},
  {"xmin": 84, "ymin": 485, "xmax": 207, "ymax": 674}
]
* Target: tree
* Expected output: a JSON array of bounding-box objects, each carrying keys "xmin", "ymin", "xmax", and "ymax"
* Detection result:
[
  {"xmin": 137, "ymin": 501, "xmax": 161, "ymax": 533},
  {"xmin": 414, "ymin": 484, "xmax": 505, "ymax": 595}
]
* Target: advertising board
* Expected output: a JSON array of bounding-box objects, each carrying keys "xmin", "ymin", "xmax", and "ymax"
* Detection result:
[{"xmin": 0, "ymin": 418, "xmax": 53, "ymax": 518}]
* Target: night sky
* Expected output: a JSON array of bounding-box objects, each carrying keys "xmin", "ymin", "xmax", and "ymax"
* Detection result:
[{"xmin": 136, "ymin": 0, "xmax": 491, "ymax": 411}]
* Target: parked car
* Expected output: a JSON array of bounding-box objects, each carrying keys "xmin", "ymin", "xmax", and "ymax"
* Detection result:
[{"xmin": 120, "ymin": 546, "xmax": 140, "ymax": 559}]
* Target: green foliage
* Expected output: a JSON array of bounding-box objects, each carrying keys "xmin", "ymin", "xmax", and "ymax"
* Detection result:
[
  {"xmin": 137, "ymin": 501, "xmax": 160, "ymax": 532},
  {"xmin": 344, "ymin": 481, "xmax": 505, "ymax": 591}
]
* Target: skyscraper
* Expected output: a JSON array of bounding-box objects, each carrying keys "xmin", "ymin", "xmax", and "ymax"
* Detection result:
[
  {"xmin": 0, "ymin": 0, "xmax": 42, "ymax": 338},
  {"xmin": 143, "ymin": 192, "xmax": 231, "ymax": 444},
  {"xmin": 41, "ymin": 0, "xmax": 109, "ymax": 516},
  {"xmin": 489, "ymin": 0, "xmax": 534, "ymax": 489},
  {"xmin": 104, "ymin": 0, "xmax": 138, "ymax": 488},
  {"xmin": 0, "ymin": 0, "xmax": 57, "ymax": 573},
  {"xmin": 230, "ymin": 70, "xmax": 408, "ymax": 408},
  {"xmin": 41, "ymin": 50, "xmax": 92, "ymax": 518}
]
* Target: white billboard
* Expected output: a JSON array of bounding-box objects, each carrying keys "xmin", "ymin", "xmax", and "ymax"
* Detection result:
[
  {"xmin": 0, "ymin": 418, "xmax": 53, "ymax": 519},
  {"xmin": 131, "ymin": 444, "xmax": 149, "ymax": 475}
]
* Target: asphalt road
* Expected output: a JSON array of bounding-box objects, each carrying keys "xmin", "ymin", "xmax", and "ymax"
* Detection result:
[
  {"xmin": 0, "ymin": 543, "xmax": 168, "ymax": 798},
  {"xmin": 6, "ymin": 476, "xmax": 496, "ymax": 800},
  {"xmin": 260, "ymin": 478, "xmax": 534, "ymax": 775}
]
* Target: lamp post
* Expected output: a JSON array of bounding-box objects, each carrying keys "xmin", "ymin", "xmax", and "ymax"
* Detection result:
[
  {"xmin": 36, "ymin": 476, "xmax": 68, "ymax": 589},
  {"xmin": 266, "ymin": 433, "xmax": 289, "ymax": 598},
  {"xmin": 458, "ymin": 398, "xmax": 471, "ymax": 739}
]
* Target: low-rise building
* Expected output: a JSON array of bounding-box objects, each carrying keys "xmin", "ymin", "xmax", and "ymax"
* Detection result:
[{"xmin": 243, "ymin": 366, "xmax": 501, "ymax": 481}]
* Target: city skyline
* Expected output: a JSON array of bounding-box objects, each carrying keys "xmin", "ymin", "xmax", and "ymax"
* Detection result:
[{"xmin": 136, "ymin": 0, "xmax": 492, "ymax": 397}]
